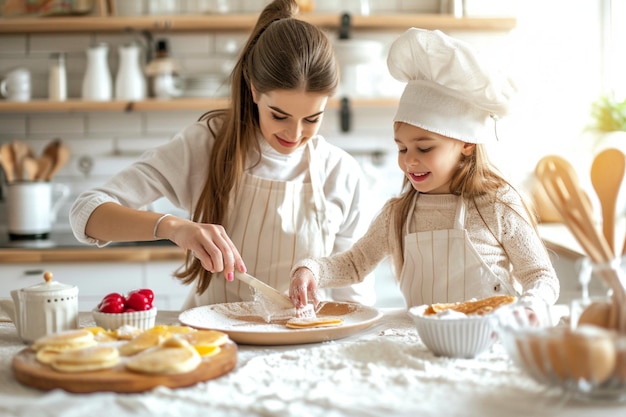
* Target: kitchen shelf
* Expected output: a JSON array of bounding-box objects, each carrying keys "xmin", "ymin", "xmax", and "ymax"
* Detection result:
[
  {"xmin": 0, "ymin": 13, "xmax": 517, "ymax": 34},
  {"xmin": 0, "ymin": 97, "xmax": 398, "ymax": 113},
  {"xmin": 0, "ymin": 12, "xmax": 510, "ymax": 114}
]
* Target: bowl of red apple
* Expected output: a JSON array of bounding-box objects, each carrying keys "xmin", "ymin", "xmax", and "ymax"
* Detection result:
[{"xmin": 92, "ymin": 288, "xmax": 157, "ymax": 331}]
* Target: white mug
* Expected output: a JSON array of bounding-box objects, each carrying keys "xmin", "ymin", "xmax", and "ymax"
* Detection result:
[
  {"xmin": 0, "ymin": 68, "xmax": 31, "ymax": 102},
  {"xmin": 7, "ymin": 182, "xmax": 70, "ymax": 239}
]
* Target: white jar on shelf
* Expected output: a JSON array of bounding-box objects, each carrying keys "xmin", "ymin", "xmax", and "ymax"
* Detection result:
[
  {"xmin": 82, "ymin": 43, "xmax": 112, "ymax": 101},
  {"xmin": 115, "ymin": 43, "xmax": 147, "ymax": 101}
]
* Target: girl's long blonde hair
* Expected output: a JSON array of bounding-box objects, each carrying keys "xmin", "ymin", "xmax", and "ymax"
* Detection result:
[
  {"xmin": 175, "ymin": 0, "xmax": 339, "ymax": 294},
  {"xmin": 389, "ymin": 130, "xmax": 540, "ymax": 264}
]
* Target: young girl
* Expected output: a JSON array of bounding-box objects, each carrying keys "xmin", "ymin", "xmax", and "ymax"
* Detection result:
[
  {"xmin": 289, "ymin": 28, "xmax": 560, "ymax": 310},
  {"xmin": 70, "ymin": 0, "xmax": 375, "ymax": 308}
]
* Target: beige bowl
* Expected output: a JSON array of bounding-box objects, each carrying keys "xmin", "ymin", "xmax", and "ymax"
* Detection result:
[
  {"xmin": 408, "ymin": 304, "xmax": 496, "ymax": 358},
  {"xmin": 92, "ymin": 307, "xmax": 157, "ymax": 331}
]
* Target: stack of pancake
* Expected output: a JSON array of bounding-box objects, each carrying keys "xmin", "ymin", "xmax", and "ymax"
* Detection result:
[{"xmin": 30, "ymin": 325, "xmax": 231, "ymax": 375}]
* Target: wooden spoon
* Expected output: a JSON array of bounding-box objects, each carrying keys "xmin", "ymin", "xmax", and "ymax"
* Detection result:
[
  {"xmin": 11, "ymin": 140, "xmax": 33, "ymax": 181},
  {"xmin": 591, "ymin": 148, "xmax": 626, "ymax": 256},
  {"xmin": 45, "ymin": 141, "xmax": 70, "ymax": 181},
  {"xmin": 35, "ymin": 155, "xmax": 53, "ymax": 181},
  {"xmin": 22, "ymin": 156, "xmax": 38, "ymax": 181},
  {"xmin": 40, "ymin": 138, "xmax": 60, "ymax": 170},
  {"xmin": 0, "ymin": 143, "xmax": 15, "ymax": 183}
]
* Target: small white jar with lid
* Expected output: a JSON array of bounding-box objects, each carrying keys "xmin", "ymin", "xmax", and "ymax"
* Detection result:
[{"xmin": 9, "ymin": 271, "xmax": 79, "ymax": 343}]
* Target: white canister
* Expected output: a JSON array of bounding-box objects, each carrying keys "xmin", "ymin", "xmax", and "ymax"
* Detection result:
[
  {"xmin": 10, "ymin": 272, "xmax": 79, "ymax": 344},
  {"xmin": 0, "ymin": 68, "xmax": 31, "ymax": 102},
  {"xmin": 6, "ymin": 182, "xmax": 70, "ymax": 240},
  {"xmin": 115, "ymin": 43, "xmax": 147, "ymax": 100},
  {"xmin": 82, "ymin": 43, "xmax": 112, "ymax": 101}
]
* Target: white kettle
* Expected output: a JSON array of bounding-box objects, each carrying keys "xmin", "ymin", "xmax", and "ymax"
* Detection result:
[{"xmin": 1, "ymin": 272, "xmax": 78, "ymax": 344}]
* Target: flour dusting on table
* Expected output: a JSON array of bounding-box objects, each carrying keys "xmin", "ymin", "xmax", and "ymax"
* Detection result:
[{"xmin": 151, "ymin": 326, "xmax": 565, "ymax": 417}]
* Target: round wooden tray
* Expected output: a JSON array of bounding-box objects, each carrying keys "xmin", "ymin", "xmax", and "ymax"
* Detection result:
[{"xmin": 12, "ymin": 342, "xmax": 237, "ymax": 393}]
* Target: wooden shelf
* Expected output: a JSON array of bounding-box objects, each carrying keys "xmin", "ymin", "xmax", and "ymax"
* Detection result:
[
  {"xmin": 0, "ymin": 12, "xmax": 510, "ymax": 114},
  {"xmin": 0, "ymin": 13, "xmax": 517, "ymax": 34},
  {"xmin": 0, "ymin": 97, "xmax": 398, "ymax": 113}
]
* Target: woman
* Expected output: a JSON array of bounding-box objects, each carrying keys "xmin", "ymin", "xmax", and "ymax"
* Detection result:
[{"xmin": 70, "ymin": 0, "xmax": 375, "ymax": 308}]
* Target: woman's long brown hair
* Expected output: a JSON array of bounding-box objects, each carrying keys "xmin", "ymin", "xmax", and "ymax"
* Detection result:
[{"xmin": 175, "ymin": 0, "xmax": 339, "ymax": 294}]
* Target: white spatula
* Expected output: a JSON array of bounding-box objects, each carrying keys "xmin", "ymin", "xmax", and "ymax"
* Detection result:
[
  {"xmin": 233, "ymin": 271, "xmax": 315, "ymax": 317},
  {"xmin": 233, "ymin": 272, "xmax": 294, "ymax": 309}
]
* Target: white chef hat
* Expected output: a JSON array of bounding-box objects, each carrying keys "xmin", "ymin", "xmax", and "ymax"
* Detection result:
[{"xmin": 387, "ymin": 28, "xmax": 516, "ymax": 143}]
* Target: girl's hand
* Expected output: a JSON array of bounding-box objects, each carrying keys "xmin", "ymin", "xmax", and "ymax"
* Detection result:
[
  {"xmin": 164, "ymin": 217, "xmax": 246, "ymax": 281},
  {"xmin": 289, "ymin": 267, "xmax": 319, "ymax": 309}
]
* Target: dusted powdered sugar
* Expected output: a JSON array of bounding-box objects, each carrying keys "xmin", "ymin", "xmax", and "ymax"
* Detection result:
[{"xmin": 0, "ymin": 310, "xmax": 588, "ymax": 417}]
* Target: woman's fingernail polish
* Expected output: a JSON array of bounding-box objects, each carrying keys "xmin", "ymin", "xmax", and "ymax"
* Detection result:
[{"xmin": 228, "ymin": 272, "xmax": 234, "ymax": 281}]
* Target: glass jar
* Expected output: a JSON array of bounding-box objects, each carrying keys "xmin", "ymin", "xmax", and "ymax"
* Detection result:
[{"xmin": 48, "ymin": 52, "xmax": 67, "ymax": 101}]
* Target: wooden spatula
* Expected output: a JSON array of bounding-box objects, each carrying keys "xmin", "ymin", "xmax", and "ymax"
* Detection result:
[
  {"xmin": 44, "ymin": 139, "xmax": 71, "ymax": 181},
  {"xmin": 536, "ymin": 155, "xmax": 613, "ymax": 263},
  {"xmin": 0, "ymin": 143, "xmax": 15, "ymax": 183}
]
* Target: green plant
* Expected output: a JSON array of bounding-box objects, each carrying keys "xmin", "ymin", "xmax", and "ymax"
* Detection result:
[{"xmin": 590, "ymin": 96, "xmax": 626, "ymax": 132}]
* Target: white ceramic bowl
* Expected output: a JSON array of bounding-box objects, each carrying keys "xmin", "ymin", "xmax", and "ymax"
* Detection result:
[
  {"xmin": 493, "ymin": 302, "xmax": 626, "ymax": 402},
  {"xmin": 92, "ymin": 307, "xmax": 157, "ymax": 331},
  {"xmin": 408, "ymin": 304, "xmax": 496, "ymax": 358}
]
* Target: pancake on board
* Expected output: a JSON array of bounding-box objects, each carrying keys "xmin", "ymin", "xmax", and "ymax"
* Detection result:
[
  {"xmin": 125, "ymin": 337, "xmax": 202, "ymax": 374},
  {"xmin": 50, "ymin": 345, "xmax": 120, "ymax": 373}
]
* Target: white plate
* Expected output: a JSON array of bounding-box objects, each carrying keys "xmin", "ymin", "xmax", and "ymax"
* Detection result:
[{"xmin": 178, "ymin": 301, "xmax": 383, "ymax": 345}]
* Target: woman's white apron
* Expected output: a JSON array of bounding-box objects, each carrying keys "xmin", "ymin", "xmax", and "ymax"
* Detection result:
[
  {"xmin": 183, "ymin": 140, "xmax": 332, "ymax": 308},
  {"xmin": 399, "ymin": 195, "xmax": 515, "ymax": 307}
]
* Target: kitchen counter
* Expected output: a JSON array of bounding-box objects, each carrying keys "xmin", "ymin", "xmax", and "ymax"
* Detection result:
[
  {"xmin": 0, "ymin": 309, "xmax": 623, "ymax": 417},
  {"xmin": 0, "ymin": 231, "xmax": 185, "ymax": 263},
  {"xmin": 538, "ymin": 223, "xmax": 585, "ymax": 258}
]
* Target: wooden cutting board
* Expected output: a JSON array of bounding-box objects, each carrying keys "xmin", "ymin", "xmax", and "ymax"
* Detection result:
[{"xmin": 12, "ymin": 342, "xmax": 237, "ymax": 393}]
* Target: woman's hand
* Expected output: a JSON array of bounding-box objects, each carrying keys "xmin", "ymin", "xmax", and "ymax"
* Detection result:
[
  {"xmin": 289, "ymin": 267, "xmax": 319, "ymax": 309},
  {"xmin": 162, "ymin": 216, "xmax": 246, "ymax": 281}
]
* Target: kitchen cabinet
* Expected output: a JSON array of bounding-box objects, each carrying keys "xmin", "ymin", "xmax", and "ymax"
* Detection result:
[
  {"xmin": 0, "ymin": 260, "xmax": 188, "ymax": 311},
  {"xmin": 0, "ymin": 12, "xmax": 516, "ymax": 114}
]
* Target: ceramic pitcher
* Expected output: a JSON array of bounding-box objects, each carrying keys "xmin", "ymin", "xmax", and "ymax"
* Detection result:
[{"xmin": 115, "ymin": 42, "xmax": 146, "ymax": 100}]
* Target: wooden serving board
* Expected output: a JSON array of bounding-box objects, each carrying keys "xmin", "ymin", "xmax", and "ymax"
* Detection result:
[{"xmin": 11, "ymin": 342, "xmax": 237, "ymax": 393}]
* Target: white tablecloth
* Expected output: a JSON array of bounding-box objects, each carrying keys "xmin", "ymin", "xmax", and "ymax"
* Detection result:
[{"xmin": 0, "ymin": 309, "xmax": 624, "ymax": 417}]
